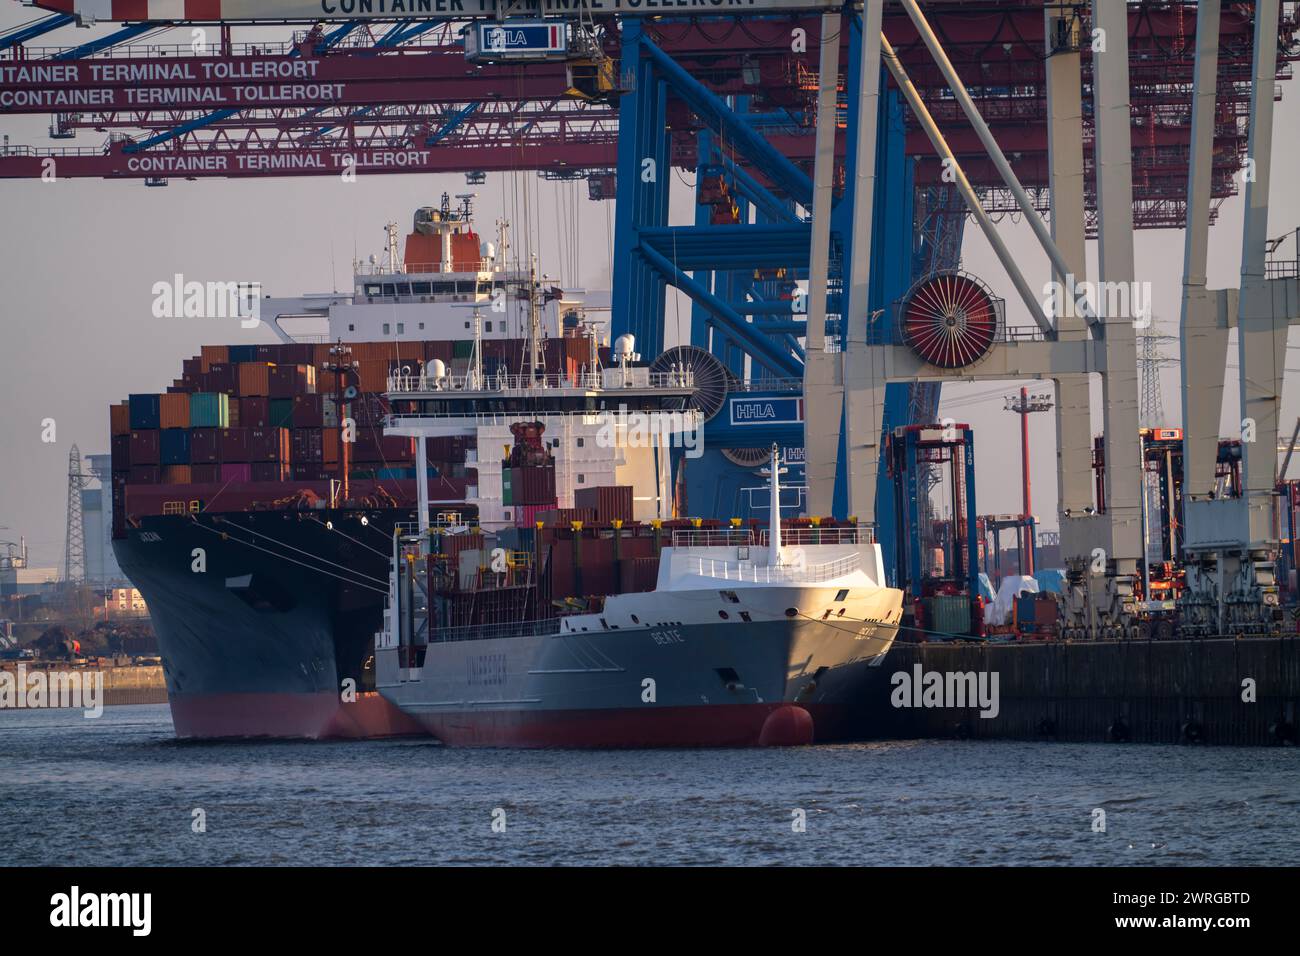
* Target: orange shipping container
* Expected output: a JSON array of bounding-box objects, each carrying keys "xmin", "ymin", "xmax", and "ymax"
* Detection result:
[
  {"xmin": 159, "ymin": 392, "xmax": 191, "ymax": 429},
  {"xmin": 357, "ymin": 360, "xmax": 390, "ymax": 393},
  {"xmin": 238, "ymin": 362, "xmax": 273, "ymax": 397},
  {"xmin": 109, "ymin": 403, "xmax": 130, "ymax": 437},
  {"xmin": 200, "ymin": 345, "xmax": 228, "ymax": 373},
  {"xmin": 322, "ymin": 428, "xmax": 340, "ymax": 465},
  {"xmin": 162, "ymin": 465, "xmax": 192, "ymax": 484}
]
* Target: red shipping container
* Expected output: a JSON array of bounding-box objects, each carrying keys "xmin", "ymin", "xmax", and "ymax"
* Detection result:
[
  {"xmin": 292, "ymin": 393, "xmax": 325, "ymax": 428},
  {"xmin": 269, "ymin": 363, "xmax": 316, "ymax": 398},
  {"xmin": 129, "ymin": 430, "xmax": 160, "ymax": 465},
  {"xmin": 203, "ymin": 362, "xmax": 238, "ymax": 394},
  {"xmin": 248, "ymin": 427, "xmax": 289, "ymax": 463},
  {"xmin": 191, "ymin": 463, "xmax": 220, "ymax": 483},
  {"xmin": 575, "ymin": 485, "xmax": 634, "ymax": 524},
  {"xmin": 219, "ymin": 427, "xmax": 250, "ymax": 463},
  {"xmin": 513, "ymin": 465, "xmax": 558, "ymax": 505},
  {"xmin": 220, "ymin": 463, "xmax": 252, "ymax": 483},
  {"xmin": 536, "ymin": 507, "xmax": 597, "ymax": 527},
  {"xmin": 251, "ymin": 462, "xmax": 290, "ymax": 482},
  {"xmin": 128, "ymin": 465, "xmax": 161, "ymax": 485},
  {"xmin": 240, "ymin": 396, "xmax": 269, "ymax": 429},
  {"xmin": 190, "ymin": 428, "xmax": 220, "ymax": 463}
]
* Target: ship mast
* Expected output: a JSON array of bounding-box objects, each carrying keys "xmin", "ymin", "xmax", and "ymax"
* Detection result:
[{"xmin": 764, "ymin": 444, "xmax": 786, "ymax": 566}]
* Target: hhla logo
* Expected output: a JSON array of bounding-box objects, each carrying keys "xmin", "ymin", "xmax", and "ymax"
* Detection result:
[
  {"xmin": 890, "ymin": 664, "xmax": 1000, "ymax": 718},
  {"xmin": 50, "ymin": 886, "xmax": 151, "ymax": 937},
  {"xmin": 0, "ymin": 664, "xmax": 103, "ymax": 718},
  {"xmin": 151, "ymin": 273, "xmax": 261, "ymax": 328}
]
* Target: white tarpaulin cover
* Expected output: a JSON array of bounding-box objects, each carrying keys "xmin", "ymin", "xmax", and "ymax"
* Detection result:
[{"xmin": 984, "ymin": 575, "xmax": 1039, "ymax": 626}]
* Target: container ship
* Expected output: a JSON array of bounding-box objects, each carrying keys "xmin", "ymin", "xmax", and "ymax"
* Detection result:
[
  {"xmin": 377, "ymin": 440, "xmax": 903, "ymax": 748},
  {"xmin": 107, "ymin": 196, "xmax": 637, "ymax": 739}
]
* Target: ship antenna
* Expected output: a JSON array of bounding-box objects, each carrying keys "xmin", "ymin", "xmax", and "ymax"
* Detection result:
[{"xmin": 469, "ymin": 309, "xmax": 484, "ymax": 389}]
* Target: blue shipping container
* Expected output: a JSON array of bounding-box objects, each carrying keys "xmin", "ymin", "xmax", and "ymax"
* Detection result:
[
  {"xmin": 128, "ymin": 393, "xmax": 161, "ymax": 430},
  {"xmin": 160, "ymin": 429, "xmax": 191, "ymax": 465},
  {"xmin": 228, "ymin": 344, "xmax": 257, "ymax": 363}
]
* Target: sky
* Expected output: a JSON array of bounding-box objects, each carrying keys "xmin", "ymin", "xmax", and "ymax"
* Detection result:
[{"xmin": 1, "ymin": 7, "xmax": 1298, "ymax": 568}]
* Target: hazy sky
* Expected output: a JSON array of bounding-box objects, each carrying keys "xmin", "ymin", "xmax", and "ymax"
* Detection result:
[{"xmin": 2, "ymin": 9, "xmax": 1297, "ymax": 568}]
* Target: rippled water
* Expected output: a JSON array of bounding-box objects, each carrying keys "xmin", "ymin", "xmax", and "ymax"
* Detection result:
[{"xmin": 2, "ymin": 704, "xmax": 1297, "ymax": 866}]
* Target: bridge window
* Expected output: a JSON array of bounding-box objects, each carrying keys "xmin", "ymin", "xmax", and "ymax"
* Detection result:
[
  {"xmin": 364, "ymin": 283, "xmax": 382, "ymax": 297},
  {"xmin": 383, "ymin": 323, "xmax": 390, "ymax": 335},
  {"xmin": 381, "ymin": 284, "xmax": 396, "ymax": 297},
  {"xmin": 412, "ymin": 282, "xmax": 432, "ymax": 295},
  {"xmin": 397, "ymin": 323, "xmax": 405, "ymax": 334}
]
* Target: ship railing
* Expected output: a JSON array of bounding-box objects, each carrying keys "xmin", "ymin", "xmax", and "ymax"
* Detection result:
[
  {"xmin": 386, "ymin": 370, "xmax": 694, "ymax": 393},
  {"xmin": 671, "ymin": 527, "xmax": 871, "ymax": 549},
  {"xmin": 727, "ymin": 378, "xmax": 805, "ymax": 393},
  {"xmin": 688, "ymin": 552, "xmax": 862, "ymax": 584},
  {"xmin": 671, "ymin": 530, "xmax": 756, "ymax": 549},
  {"xmin": 758, "ymin": 527, "xmax": 872, "ymax": 546},
  {"xmin": 429, "ymin": 618, "xmax": 562, "ymax": 644}
]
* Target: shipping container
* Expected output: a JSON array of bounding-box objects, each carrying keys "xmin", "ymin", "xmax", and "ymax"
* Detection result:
[
  {"xmin": 513, "ymin": 501, "xmax": 559, "ymax": 528},
  {"xmin": 247, "ymin": 427, "xmax": 290, "ymax": 463},
  {"xmin": 238, "ymin": 362, "xmax": 273, "ymax": 397},
  {"xmin": 162, "ymin": 465, "xmax": 193, "ymax": 485},
  {"xmin": 269, "ymin": 397, "xmax": 295, "ymax": 428},
  {"xmin": 269, "ymin": 363, "xmax": 316, "ymax": 398},
  {"xmin": 129, "ymin": 430, "xmax": 160, "ymax": 465},
  {"xmin": 227, "ymin": 400, "xmax": 241, "ymax": 427},
  {"xmin": 199, "ymin": 345, "xmax": 228, "ymax": 372},
  {"xmin": 513, "ymin": 464, "xmax": 558, "ymax": 505},
  {"xmin": 189, "ymin": 392, "xmax": 230, "ymax": 428},
  {"xmin": 228, "ymin": 344, "xmax": 257, "ymax": 364},
  {"xmin": 128, "ymin": 465, "xmax": 161, "ymax": 485},
  {"xmin": 189, "ymin": 428, "xmax": 220, "ymax": 463},
  {"xmin": 128, "ymin": 393, "xmax": 161, "ymax": 430},
  {"xmin": 291, "ymin": 428, "xmax": 324, "ymax": 464},
  {"xmin": 220, "ymin": 462, "xmax": 252, "ymax": 483},
  {"xmin": 575, "ymin": 485, "xmax": 634, "ymax": 523},
  {"xmin": 109, "ymin": 402, "xmax": 131, "ymax": 437},
  {"xmin": 322, "ymin": 429, "xmax": 339, "ymax": 465},
  {"xmin": 292, "ymin": 393, "xmax": 325, "ymax": 428},
  {"xmin": 202, "ymin": 363, "xmax": 238, "ymax": 395},
  {"xmin": 219, "ymin": 428, "xmax": 250, "ymax": 463},
  {"xmin": 111, "ymin": 434, "xmax": 130, "ymax": 472},
  {"xmin": 239, "ymin": 396, "xmax": 269, "ymax": 429},
  {"xmin": 160, "ymin": 429, "xmax": 191, "ymax": 465},
  {"xmin": 535, "ymin": 507, "xmax": 596, "ymax": 527},
  {"xmin": 251, "ymin": 462, "xmax": 290, "ymax": 482},
  {"xmin": 191, "ymin": 463, "xmax": 220, "ymax": 483},
  {"xmin": 159, "ymin": 392, "xmax": 191, "ymax": 429}
]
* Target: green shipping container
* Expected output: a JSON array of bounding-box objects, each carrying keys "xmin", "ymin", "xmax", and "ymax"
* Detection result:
[
  {"xmin": 269, "ymin": 398, "xmax": 294, "ymax": 428},
  {"xmin": 452, "ymin": 340, "xmax": 474, "ymax": 359},
  {"xmin": 501, "ymin": 467, "xmax": 513, "ymax": 506},
  {"xmin": 189, "ymin": 392, "xmax": 230, "ymax": 428},
  {"xmin": 927, "ymin": 595, "xmax": 972, "ymax": 638}
]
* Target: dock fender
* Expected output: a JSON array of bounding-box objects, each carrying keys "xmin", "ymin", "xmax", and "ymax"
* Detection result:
[
  {"xmin": 759, "ymin": 705, "xmax": 814, "ymax": 746},
  {"xmin": 1267, "ymin": 717, "xmax": 1297, "ymax": 746},
  {"xmin": 1180, "ymin": 719, "xmax": 1204, "ymax": 744},
  {"xmin": 1107, "ymin": 717, "xmax": 1131, "ymax": 743}
]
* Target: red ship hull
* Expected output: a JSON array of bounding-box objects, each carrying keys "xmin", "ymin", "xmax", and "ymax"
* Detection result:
[{"xmin": 407, "ymin": 702, "xmax": 845, "ymax": 748}]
